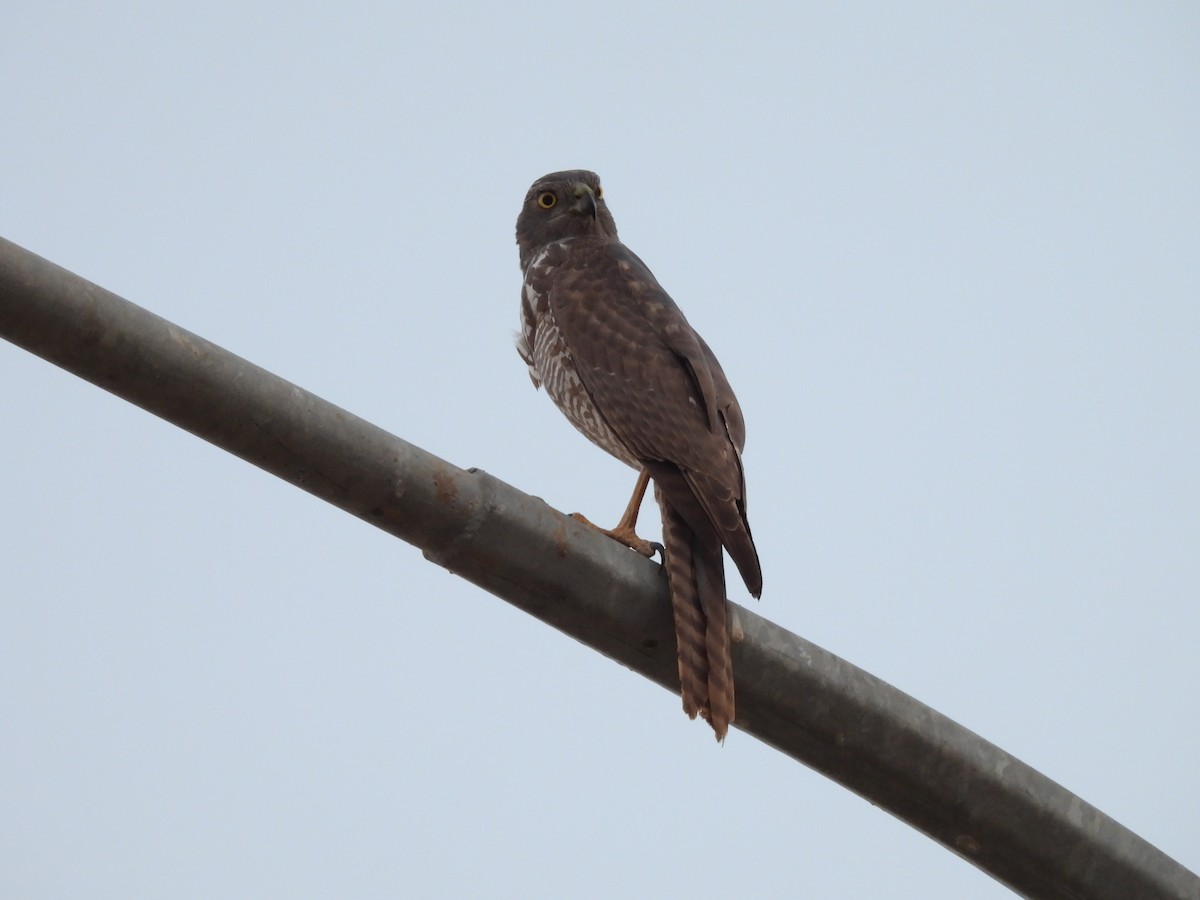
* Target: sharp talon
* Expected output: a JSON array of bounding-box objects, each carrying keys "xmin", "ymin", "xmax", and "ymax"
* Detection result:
[
  {"xmin": 608, "ymin": 527, "xmax": 658, "ymax": 558},
  {"xmin": 650, "ymin": 541, "xmax": 665, "ymax": 560},
  {"xmin": 569, "ymin": 512, "xmax": 658, "ymax": 558}
]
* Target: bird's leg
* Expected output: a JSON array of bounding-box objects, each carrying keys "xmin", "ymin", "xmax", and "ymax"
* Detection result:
[{"xmin": 571, "ymin": 468, "xmax": 663, "ymax": 558}]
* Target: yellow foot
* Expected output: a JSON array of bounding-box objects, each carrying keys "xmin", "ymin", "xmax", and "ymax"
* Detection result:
[{"xmin": 569, "ymin": 512, "xmax": 663, "ymax": 558}]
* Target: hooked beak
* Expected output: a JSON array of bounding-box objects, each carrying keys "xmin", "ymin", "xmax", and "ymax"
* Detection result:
[{"xmin": 570, "ymin": 182, "xmax": 598, "ymax": 219}]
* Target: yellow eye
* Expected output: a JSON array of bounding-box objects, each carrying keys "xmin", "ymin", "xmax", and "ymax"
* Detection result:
[
  {"xmin": 537, "ymin": 191, "xmax": 557, "ymax": 209},
  {"xmin": 594, "ymin": 185, "xmax": 604, "ymax": 200}
]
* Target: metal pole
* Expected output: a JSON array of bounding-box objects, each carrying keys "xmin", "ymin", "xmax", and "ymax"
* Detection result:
[{"xmin": 1, "ymin": 236, "xmax": 1196, "ymax": 900}]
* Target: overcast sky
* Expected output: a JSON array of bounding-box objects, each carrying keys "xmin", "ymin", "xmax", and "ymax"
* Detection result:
[{"xmin": 3, "ymin": 3, "xmax": 1197, "ymax": 897}]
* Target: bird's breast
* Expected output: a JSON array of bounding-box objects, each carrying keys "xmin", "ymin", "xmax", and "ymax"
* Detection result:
[{"xmin": 520, "ymin": 259, "xmax": 639, "ymax": 469}]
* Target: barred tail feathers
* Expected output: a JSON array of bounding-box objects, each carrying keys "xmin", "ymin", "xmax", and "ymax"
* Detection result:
[
  {"xmin": 657, "ymin": 489, "xmax": 735, "ymax": 741},
  {"xmin": 694, "ymin": 538, "xmax": 734, "ymax": 741}
]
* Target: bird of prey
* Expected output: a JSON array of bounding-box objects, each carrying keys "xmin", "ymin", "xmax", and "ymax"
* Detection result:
[{"xmin": 515, "ymin": 169, "xmax": 761, "ymax": 741}]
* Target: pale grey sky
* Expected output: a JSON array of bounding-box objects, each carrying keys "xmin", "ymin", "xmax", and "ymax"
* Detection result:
[{"xmin": 3, "ymin": 3, "xmax": 1197, "ymax": 897}]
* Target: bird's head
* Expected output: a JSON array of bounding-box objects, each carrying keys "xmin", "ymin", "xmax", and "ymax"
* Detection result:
[{"xmin": 516, "ymin": 169, "xmax": 619, "ymax": 269}]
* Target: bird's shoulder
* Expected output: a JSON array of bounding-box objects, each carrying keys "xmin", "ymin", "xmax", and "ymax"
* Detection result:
[
  {"xmin": 525, "ymin": 237, "xmax": 684, "ymax": 326},
  {"xmin": 525, "ymin": 235, "xmax": 647, "ymax": 278}
]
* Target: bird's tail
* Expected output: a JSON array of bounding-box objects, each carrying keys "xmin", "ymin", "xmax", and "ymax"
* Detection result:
[{"xmin": 658, "ymin": 491, "xmax": 735, "ymax": 742}]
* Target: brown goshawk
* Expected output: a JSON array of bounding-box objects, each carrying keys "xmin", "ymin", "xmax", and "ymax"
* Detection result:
[{"xmin": 515, "ymin": 170, "xmax": 762, "ymax": 741}]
